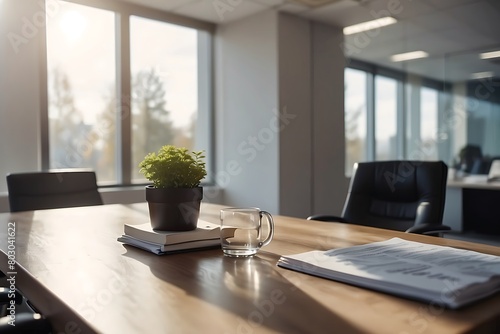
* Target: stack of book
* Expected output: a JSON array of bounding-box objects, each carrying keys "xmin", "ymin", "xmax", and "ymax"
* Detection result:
[{"xmin": 118, "ymin": 220, "xmax": 220, "ymax": 255}]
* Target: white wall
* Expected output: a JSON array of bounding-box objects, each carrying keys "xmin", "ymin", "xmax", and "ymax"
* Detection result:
[
  {"xmin": 311, "ymin": 21, "xmax": 349, "ymax": 216},
  {"xmin": 215, "ymin": 11, "xmax": 349, "ymax": 218},
  {"xmin": 278, "ymin": 13, "xmax": 312, "ymax": 217},
  {"xmin": 215, "ymin": 10, "xmax": 280, "ymax": 213},
  {"xmin": 0, "ymin": 0, "xmax": 42, "ymax": 189},
  {"xmin": 0, "ymin": 0, "xmax": 44, "ymax": 211}
]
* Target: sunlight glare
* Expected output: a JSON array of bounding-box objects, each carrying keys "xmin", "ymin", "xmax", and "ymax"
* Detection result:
[{"xmin": 59, "ymin": 10, "xmax": 87, "ymax": 41}]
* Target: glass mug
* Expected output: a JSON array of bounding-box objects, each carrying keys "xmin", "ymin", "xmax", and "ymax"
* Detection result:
[{"xmin": 220, "ymin": 208, "xmax": 275, "ymax": 257}]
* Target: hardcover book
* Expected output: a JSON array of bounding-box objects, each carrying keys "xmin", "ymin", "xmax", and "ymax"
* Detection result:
[{"xmin": 118, "ymin": 220, "xmax": 220, "ymax": 255}]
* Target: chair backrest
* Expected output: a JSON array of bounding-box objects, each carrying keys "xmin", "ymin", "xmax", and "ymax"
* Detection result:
[
  {"xmin": 6, "ymin": 170, "xmax": 103, "ymax": 212},
  {"xmin": 341, "ymin": 161, "xmax": 448, "ymax": 232}
]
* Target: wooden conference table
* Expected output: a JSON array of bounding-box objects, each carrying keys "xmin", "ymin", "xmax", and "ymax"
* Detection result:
[{"xmin": 0, "ymin": 202, "xmax": 499, "ymax": 334}]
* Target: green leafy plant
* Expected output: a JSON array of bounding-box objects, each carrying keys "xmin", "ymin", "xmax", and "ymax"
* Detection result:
[{"xmin": 139, "ymin": 145, "xmax": 207, "ymax": 188}]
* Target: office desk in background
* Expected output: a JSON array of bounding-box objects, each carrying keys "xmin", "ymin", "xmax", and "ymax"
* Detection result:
[
  {"xmin": 445, "ymin": 175, "xmax": 500, "ymax": 235},
  {"xmin": 0, "ymin": 203, "xmax": 500, "ymax": 334}
]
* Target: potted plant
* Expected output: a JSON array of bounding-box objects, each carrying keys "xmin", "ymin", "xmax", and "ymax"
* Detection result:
[{"xmin": 139, "ymin": 145, "xmax": 207, "ymax": 231}]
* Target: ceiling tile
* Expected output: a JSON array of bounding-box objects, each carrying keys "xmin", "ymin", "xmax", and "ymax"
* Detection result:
[
  {"xmin": 402, "ymin": 30, "xmax": 464, "ymax": 55},
  {"xmin": 116, "ymin": 0, "xmax": 201, "ymax": 12},
  {"xmin": 173, "ymin": 0, "xmax": 270, "ymax": 23},
  {"xmin": 422, "ymin": 0, "xmax": 479, "ymax": 10},
  {"xmin": 448, "ymin": 1, "xmax": 500, "ymax": 39},
  {"xmin": 438, "ymin": 27, "xmax": 496, "ymax": 53},
  {"xmin": 287, "ymin": 0, "xmax": 346, "ymax": 7},
  {"xmin": 303, "ymin": 1, "xmax": 371, "ymax": 27},
  {"xmin": 362, "ymin": 0, "xmax": 433, "ymax": 17},
  {"xmin": 409, "ymin": 10, "xmax": 463, "ymax": 32},
  {"xmin": 279, "ymin": 2, "xmax": 311, "ymax": 14},
  {"xmin": 253, "ymin": 0, "xmax": 286, "ymax": 6}
]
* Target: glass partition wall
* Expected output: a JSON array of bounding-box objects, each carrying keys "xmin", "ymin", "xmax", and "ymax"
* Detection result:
[{"xmin": 343, "ymin": 2, "xmax": 500, "ymax": 177}]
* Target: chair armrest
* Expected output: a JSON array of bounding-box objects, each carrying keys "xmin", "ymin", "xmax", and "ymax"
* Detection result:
[
  {"xmin": 0, "ymin": 313, "xmax": 51, "ymax": 334},
  {"xmin": 405, "ymin": 224, "xmax": 452, "ymax": 235},
  {"xmin": 307, "ymin": 215, "xmax": 347, "ymax": 223}
]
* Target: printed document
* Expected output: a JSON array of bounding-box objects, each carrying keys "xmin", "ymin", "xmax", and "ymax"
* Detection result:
[{"xmin": 277, "ymin": 238, "xmax": 500, "ymax": 308}]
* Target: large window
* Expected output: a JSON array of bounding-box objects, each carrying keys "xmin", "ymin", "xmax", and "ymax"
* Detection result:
[
  {"xmin": 344, "ymin": 68, "xmax": 367, "ymax": 175},
  {"xmin": 344, "ymin": 62, "xmax": 446, "ymax": 176},
  {"xmin": 374, "ymin": 76, "xmax": 398, "ymax": 161},
  {"xmin": 46, "ymin": 2, "xmax": 117, "ymax": 182},
  {"xmin": 45, "ymin": 1, "xmax": 213, "ymax": 186},
  {"xmin": 130, "ymin": 16, "xmax": 200, "ymax": 181},
  {"xmin": 420, "ymin": 87, "xmax": 439, "ymax": 160}
]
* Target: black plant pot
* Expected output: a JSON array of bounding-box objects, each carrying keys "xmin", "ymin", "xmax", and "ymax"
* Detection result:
[{"xmin": 145, "ymin": 185, "xmax": 203, "ymax": 231}]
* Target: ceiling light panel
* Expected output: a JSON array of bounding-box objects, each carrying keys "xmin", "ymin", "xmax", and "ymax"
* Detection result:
[
  {"xmin": 343, "ymin": 17, "xmax": 397, "ymax": 35},
  {"xmin": 390, "ymin": 51, "xmax": 429, "ymax": 62},
  {"xmin": 470, "ymin": 71, "xmax": 494, "ymax": 80},
  {"xmin": 479, "ymin": 50, "xmax": 500, "ymax": 60}
]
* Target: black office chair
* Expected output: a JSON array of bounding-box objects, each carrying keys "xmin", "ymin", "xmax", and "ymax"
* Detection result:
[
  {"xmin": 6, "ymin": 170, "xmax": 103, "ymax": 212},
  {"xmin": 0, "ymin": 285, "xmax": 51, "ymax": 333},
  {"xmin": 308, "ymin": 161, "xmax": 451, "ymax": 236},
  {"xmin": 2, "ymin": 170, "xmax": 102, "ymax": 332}
]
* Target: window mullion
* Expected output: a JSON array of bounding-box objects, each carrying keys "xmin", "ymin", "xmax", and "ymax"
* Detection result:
[
  {"xmin": 40, "ymin": 18, "xmax": 49, "ymax": 170},
  {"xmin": 397, "ymin": 79, "xmax": 405, "ymax": 159},
  {"xmin": 116, "ymin": 12, "xmax": 132, "ymax": 184},
  {"xmin": 366, "ymin": 72, "xmax": 375, "ymax": 161}
]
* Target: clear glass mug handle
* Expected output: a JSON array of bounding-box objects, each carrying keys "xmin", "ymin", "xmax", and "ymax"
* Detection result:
[{"xmin": 258, "ymin": 211, "xmax": 274, "ymax": 248}]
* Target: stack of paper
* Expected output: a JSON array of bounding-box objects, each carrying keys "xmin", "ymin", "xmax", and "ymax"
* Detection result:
[
  {"xmin": 278, "ymin": 238, "xmax": 500, "ymax": 309},
  {"xmin": 488, "ymin": 160, "xmax": 500, "ymax": 182},
  {"xmin": 118, "ymin": 220, "xmax": 220, "ymax": 255}
]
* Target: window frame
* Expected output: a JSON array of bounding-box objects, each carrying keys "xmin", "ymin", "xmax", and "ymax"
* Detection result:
[{"xmin": 41, "ymin": 0, "xmax": 216, "ymax": 187}]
